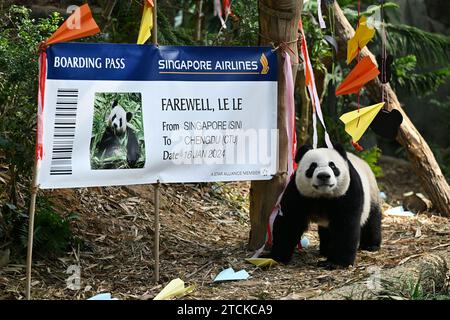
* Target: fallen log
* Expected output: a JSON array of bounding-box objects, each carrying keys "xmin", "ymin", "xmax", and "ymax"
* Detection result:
[
  {"xmin": 329, "ymin": 2, "xmax": 450, "ymax": 216},
  {"xmin": 313, "ymin": 250, "xmax": 450, "ymax": 300}
]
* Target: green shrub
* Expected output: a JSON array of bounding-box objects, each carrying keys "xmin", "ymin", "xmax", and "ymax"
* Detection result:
[
  {"xmin": 1, "ymin": 196, "xmax": 77, "ymax": 256},
  {"xmin": 360, "ymin": 146, "xmax": 383, "ymax": 177},
  {"xmin": 0, "ymin": 6, "xmax": 62, "ymax": 200}
]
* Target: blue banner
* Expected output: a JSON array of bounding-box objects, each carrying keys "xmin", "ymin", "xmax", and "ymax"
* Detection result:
[{"xmin": 46, "ymin": 43, "xmax": 277, "ymax": 82}]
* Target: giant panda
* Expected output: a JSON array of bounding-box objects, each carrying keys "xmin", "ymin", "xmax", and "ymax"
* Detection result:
[
  {"xmin": 95, "ymin": 100, "xmax": 140, "ymax": 168},
  {"xmin": 270, "ymin": 144, "xmax": 381, "ymax": 269}
]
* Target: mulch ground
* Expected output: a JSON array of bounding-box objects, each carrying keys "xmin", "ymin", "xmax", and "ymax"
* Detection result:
[{"xmin": 0, "ymin": 158, "xmax": 449, "ymax": 300}]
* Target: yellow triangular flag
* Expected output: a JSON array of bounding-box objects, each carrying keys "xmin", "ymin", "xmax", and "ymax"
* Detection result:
[
  {"xmin": 339, "ymin": 102, "xmax": 384, "ymax": 142},
  {"xmin": 245, "ymin": 258, "xmax": 278, "ymax": 268},
  {"xmin": 347, "ymin": 16, "xmax": 376, "ymax": 64},
  {"xmin": 153, "ymin": 278, "xmax": 194, "ymax": 300},
  {"xmin": 137, "ymin": 0, "xmax": 154, "ymax": 45}
]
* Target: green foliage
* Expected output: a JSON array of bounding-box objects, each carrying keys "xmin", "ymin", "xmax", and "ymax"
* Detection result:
[
  {"xmin": 31, "ymin": 197, "xmax": 78, "ymax": 255},
  {"xmin": 1, "ymin": 196, "xmax": 77, "ymax": 256},
  {"xmin": 158, "ymin": 10, "xmax": 195, "ymax": 46},
  {"xmin": 211, "ymin": 1, "xmax": 259, "ymax": 46},
  {"xmin": 342, "ymin": 2, "xmax": 399, "ymax": 25},
  {"xmin": 301, "ymin": 3, "xmax": 332, "ymax": 73},
  {"xmin": 385, "ymin": 23, "xmax": 450, "ymax": 67},
  {"xmin": 340, "ymin": 3, "xmax": 450, "ymax": 100},
  {"xmin": 378, "ymin": 277, "xmax": 450, "ymax": 300},
  {"xmin": 392, "ymin": 55, "xmax": 450, "ymax": 96},
  {"xmin": 359, "ymin": 146, "xmax": 382, "ymax": 177},
  {"xmin": 90, "ymin": 92, "xmax": 145, "ymax": 170},
  {"xmin": 0, "ymin": 6, "xmax": 62, "ymax": 190}
]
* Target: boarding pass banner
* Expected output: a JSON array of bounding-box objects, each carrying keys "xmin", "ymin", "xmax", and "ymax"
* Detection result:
[{"xmin": 38, "ymin": 43, "xmax": 278, "ymax": 188}]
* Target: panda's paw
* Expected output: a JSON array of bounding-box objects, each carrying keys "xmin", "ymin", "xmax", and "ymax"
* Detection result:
[
  {"xmin": 317, "ymin": 260, "xmax": 349, "ymax": 270},
  {"xmin": 258, "ymin": 252, "xmax": 271, "ymax": 259},
  {"xmin": 360, "ymin": 244, "xmax": 380, "ymax": 252},
  {"xmin": 269, "ymin": 254, "xmax": 291, "ymax": 265}
]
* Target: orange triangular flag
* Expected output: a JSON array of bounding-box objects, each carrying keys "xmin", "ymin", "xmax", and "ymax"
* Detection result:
[
  {"xmin": 336, "ymin": 56, "xmax": 380, "ymax": 96},
  {"xmin": 46, "ymin": 4, "xmax": 100, "ymax": 45}
]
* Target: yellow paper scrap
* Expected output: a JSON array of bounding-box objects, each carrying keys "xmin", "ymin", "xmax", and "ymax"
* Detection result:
[
  {"xmin": 245, "ymin": 258, "xmax": 278, "ymax": 268},
  {"xmin": 153, "ymin": 278, "xmax": 194, "ymax": 300}
]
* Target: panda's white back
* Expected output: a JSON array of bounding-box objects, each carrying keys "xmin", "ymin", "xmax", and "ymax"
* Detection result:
[{"xmin": 347, "ymin": 152, "xmax": 380, "ymax": 226}]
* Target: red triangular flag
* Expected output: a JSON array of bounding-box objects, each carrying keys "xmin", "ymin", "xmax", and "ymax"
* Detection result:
[{"xmin": 46, "ymin": 4, "xmax": 100, "ymax": 45}]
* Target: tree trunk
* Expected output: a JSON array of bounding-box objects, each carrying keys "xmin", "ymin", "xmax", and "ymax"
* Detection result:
[
  {"xmin": 248, "ymin": 0, "xmax": 303, "ymax": 250},
  {"xmin": 330, "ymin": 2, "xmax": 450, "ymax": 216}
]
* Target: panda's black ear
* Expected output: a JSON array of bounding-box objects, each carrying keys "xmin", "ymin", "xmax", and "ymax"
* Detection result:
[
  {"xmin": 333, "ymin": 144, "xmax": 348, "ymax": 160},
  {"xmin": 295, "ymin": 145, "xmax": 313, "ymax": 163},
  {"xmin": 126, "ymin": 112, "xmax": 133, "ymax": 122},
  {"xmin": 112, "ymin": 100, "xmax": 118, "ymax": 108}
]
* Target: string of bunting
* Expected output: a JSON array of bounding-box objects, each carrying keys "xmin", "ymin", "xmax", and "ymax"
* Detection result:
[{"xmin": 298, "ymin": 19, "xmax": 333, "ymax": 149}]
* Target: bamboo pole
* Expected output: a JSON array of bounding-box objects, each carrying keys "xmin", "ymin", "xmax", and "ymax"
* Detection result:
[
  {"xmin": 152, "ymin": 0, "xmax": 158, "ymax": 45},
  {"xmin": 152, "ymin": 0, "xmax": 160, "ymax": 283},
  {"xmin": 195, "ymin": 0, "xmax": 203, "ymax": 42},
  {"xmin": 25, "ymin": 163, "xmax": 39, "ymax": 300},
  {"xmin": 154, "ymin": 181, "xmax": 160, "ymax": 283}
]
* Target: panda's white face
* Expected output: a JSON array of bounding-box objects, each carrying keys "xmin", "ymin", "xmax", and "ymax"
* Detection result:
[
  {"xmin": 108, "ymin": 104, "xmax": 129, "ymax": 136},
  {"xmin": 295, "ymin": 148, "xmax": 350, "ymax": 198}
]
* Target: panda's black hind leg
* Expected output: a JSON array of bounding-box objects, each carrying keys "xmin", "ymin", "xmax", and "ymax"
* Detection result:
[{"xmin": 359, "ymin": 203, "xmax": 382, "ymax": 251}]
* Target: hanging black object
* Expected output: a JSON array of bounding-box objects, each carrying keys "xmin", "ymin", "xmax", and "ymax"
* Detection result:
[
  {"xmin": 324, "ymin": 35, "xmax": 338, "ymax": 54},
  {"xmin": 370, "ymin": 109, "xmax": 403, "ymax": 140},
  {"xmin": 376, "ymin": 54, "xmax": 393, "ymax": 84},
  {"xmin": 370, "ymin": 0, "xmax": 402, "ymax": 140}
]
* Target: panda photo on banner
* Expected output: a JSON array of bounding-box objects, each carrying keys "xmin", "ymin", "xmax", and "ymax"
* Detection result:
[{"xmin": 90, "ymin": 92, "xmax": 145, "ymax": 170}]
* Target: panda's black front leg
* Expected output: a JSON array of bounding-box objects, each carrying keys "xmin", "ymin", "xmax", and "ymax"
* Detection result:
[
  {"xmin": 322, "ymin": 212, "xmax": 361, "ymax": 268},
  {"xmin": 271, "ymin": 213, "xmax": 309, "ymax": 264},
  {"xmin": 318, "ymin": 227, "xmax": 330, "ymax": 257}
]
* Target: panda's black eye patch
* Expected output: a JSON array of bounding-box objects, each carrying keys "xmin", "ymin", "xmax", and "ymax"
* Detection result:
[
  {"xmin": 329, "ymin": 161, "xmax": 340, "ymax": 176},
  {"xmin": 305, "ymin": 162, "xmax": 317, "ymax": 178},
  {"xmin": 120, "ymin": 118, "xmax": 123, "ymax": 128},
  {"xmin": 111, "ymin": 114, "xmax": 116, "ymax": 122}
]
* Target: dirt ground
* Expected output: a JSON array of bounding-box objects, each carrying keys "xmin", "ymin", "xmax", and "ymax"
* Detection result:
[{"xmin": 0, "ymin": 157, "xmax": 449, "ymax": 300}]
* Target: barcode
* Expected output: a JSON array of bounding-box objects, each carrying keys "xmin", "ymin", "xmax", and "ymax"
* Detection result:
[{"xmin": 50, "ymin": 89, "xmax": 79, "ymax": 175}]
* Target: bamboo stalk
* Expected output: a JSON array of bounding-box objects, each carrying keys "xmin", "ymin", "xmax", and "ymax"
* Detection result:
[
  {"xmin": 152, "ymin": 0, "xmax": 158, "ymax": 45},
  {"xmin": 154, "ymin": 181, "xmax": 160, "ymax": 283},
  {"xmin": 25, "ymin": 163, "xmax": 39, "ymax": 300},
  {"xmin": 195, "ymin": 0, "xmax": 204, "ymax": 42}
]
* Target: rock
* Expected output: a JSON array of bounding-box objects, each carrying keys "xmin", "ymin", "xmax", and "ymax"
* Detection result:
[{"xmin": 403, "ymin": 192, "xmax": 433, "ymax": 213}]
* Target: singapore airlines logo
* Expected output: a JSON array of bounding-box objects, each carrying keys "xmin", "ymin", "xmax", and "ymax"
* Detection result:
[{"xmin": 260, "ymin": 53, "xmax": 270, "ymax": 75}]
